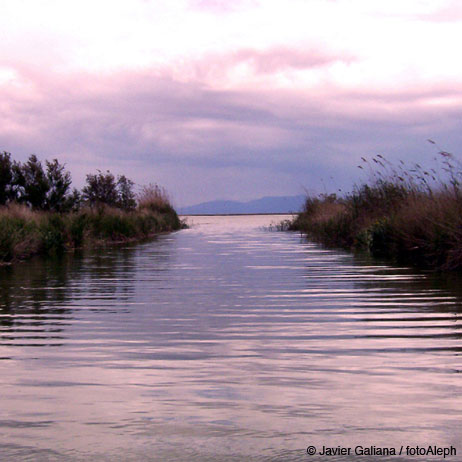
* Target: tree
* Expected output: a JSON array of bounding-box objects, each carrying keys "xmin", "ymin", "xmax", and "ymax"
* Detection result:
[
  {"xmin": 117, "ymin": 175, "xmax": 136, "ymax": 210},
  {"xmin": 0, "ymin": 152, "xmax": 79, "ymax": 211},
  {"xmin": 46, "ymin": 159, "xmax": 73, "ymax": 212},
  {"xmin": 0, "ymin": 152, "xmax": 14, "ymax": 205},
  {"xmin": 67, "ymin": 188, "xmax": 82, "ymax": 212},
  {"xmin": 17, "ymin": 155, "xmax": 50, "ymax": 209},
  {"xmin": 82, "ymin": 170, "xmax": 119, "ymax": 208},
  {"xmin": 82, "ymin": 170, "xmax": 137, "ymax": 211}
]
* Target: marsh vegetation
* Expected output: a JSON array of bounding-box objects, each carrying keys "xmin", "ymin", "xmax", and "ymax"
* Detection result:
[
  {"xmin": 0, "ymin": 152, "xmax": 181, "ymax": 263},
  {"xmin": 290, "ymin": 145, "xmax": 462, "ymax": 270}
]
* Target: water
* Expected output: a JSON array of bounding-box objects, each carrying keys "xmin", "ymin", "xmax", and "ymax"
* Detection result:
[{"xmin": 0, "ymin": 214, "xmax": 461, "ymax": 461}]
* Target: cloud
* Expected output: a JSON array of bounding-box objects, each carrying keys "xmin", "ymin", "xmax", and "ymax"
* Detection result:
[
  {"xmin": 412, "ymin": 0, "xmax": 462, "ymax": 22},
  {"xmin": 2, "ymin": 59, "xmax": 462, "ymax": 206},
  {"xmin": 231, "ymin": 47, "xmax": 355, "ymax": 74},
  {"xmin": 2, "ymin": 0, "xmax": 462, "ymax": 205},
  {"xmin": 189, "ymin": 0, "xmax": 257, "ymax": 14}
]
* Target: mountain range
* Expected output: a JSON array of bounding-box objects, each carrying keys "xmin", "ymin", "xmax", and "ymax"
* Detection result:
[{"xmin": 178, "ymin": 194, "xmax": 306, "ymax": 215}]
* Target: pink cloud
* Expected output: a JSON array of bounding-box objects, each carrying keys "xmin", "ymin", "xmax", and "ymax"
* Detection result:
[
  {"xmin": 1, "ymin": 61, "xmax": 462, "ymax": 204},
  {"xmin": 232, "ymin": 47, "xmax": 355, "ymax": 73},
  {"xmin": 163, "ymin": 46, "xmax": 356, "ymax": 88},
  {"xmin": 416, "ymin": 1, "xmax": 462, "ymax": 22},
  {"xmin": 189, "ymin": 0, "xmax": 257, "ymax": 14}
]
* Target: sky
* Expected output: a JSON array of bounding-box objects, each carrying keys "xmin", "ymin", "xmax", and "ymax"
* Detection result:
[{"xmin": 1, "ymin": 0, "xmax": 462, "ymax": 206}]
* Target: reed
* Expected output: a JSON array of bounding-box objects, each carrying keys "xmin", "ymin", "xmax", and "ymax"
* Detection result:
[
  {"xmin": 290, "ymin": 149, "xmax": 462, "ymax": 270},
  {"xmin": 0, "ymin": 201, "xmax": 182, "ymax": 264},
  {"xmin": 0, "ymin": 152, "xmax": 183, "ymax": 264}
]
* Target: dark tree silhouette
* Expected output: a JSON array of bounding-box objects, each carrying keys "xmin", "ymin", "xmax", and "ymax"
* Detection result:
[
  {"xmin": 117, "ymin": 175, "xmax": 136, "ymax": 210},
  {"xmin": 82, "ymin": 170, "xmax": 119, "ymax": 208},
  {"xmin": 0, "ymin": 152, "xmax": 14, "ymax": 205},
  {"xmin": 17, "ymin": 155, "xmax": 50, "ymax": 209},
  {"xmin": 46, "ymin": 159, "xmax": 73, "ymax": 212}
]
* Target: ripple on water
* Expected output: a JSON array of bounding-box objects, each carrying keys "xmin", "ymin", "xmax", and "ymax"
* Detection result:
[{"xmin": 0, "ymin": 215, "xmax": 461, "ymax": 461}]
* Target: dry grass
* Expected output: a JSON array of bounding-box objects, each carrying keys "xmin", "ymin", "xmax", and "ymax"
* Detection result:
[
  {"xmin": 0, "ymin": 203, "xmax": 42, "ymax": 222},
  {"xmin": 0, "ymin": 201, "xmax": 182, "ymax": 264},
  {"xmin": 137, "ymin": 184, "xmax": 173, "ymax": 213}
]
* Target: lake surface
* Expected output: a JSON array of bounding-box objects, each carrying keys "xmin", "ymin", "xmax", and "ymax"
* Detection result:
[{"xmin": 0, "ymin": 214, "xmax": 461, "ymax": 461}]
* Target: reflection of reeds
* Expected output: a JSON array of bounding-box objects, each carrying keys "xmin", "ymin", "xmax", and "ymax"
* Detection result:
[
  {"xmin": 290, "ymin": 149, "xmax": 462, "ymax": 270},
  {"xmin": 0, "ymin": 202, "xmax": 182, "ymax": 264}
]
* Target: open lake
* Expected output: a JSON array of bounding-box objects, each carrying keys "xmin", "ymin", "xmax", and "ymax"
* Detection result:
[{"xmin": 0, "ymin": 214, "xmax": 461, "ymax": 461}]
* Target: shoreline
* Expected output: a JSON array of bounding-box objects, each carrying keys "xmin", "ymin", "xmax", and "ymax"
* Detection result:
[
  {"xmin": 288, "ymin": 153, "xmax": 462, "ymax": 272},
  {"xmin": 179, "ymin": 212, "xmax": 297, "ymax": 217},
  {"xmin": 0, "ymin": 205, "xmax": 184, "ymax": 266}
]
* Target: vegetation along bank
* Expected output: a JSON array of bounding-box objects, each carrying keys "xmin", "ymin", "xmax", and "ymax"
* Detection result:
[
  {"xmin": 290, "ymin": 147, "xmax": 462, "ymax": 271},
  {"xmin": 0, "ymin": 151, "xmax": 182, "ymax": 264}
]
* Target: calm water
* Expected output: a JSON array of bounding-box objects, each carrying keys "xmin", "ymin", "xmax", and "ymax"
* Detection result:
[{"xmin": 0, "ymin": 215, "xmax": 461, "ymax": 461}]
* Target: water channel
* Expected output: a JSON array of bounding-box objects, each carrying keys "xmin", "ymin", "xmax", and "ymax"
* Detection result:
[{"xmin": 0, "ymin": 215, "xmax": 461, "ymax": 461}]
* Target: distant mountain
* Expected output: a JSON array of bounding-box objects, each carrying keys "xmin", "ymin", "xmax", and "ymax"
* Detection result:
[{"xmin": 178, "ymin": 195, "xmax": 306, "ymax": 215}]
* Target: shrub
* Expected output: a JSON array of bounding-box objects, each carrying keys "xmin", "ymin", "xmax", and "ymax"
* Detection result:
[
  {"xmin": 0, "ymin": 217, "xmax": 17, "ymax": 261},
  {"xmin": 82, "ymin": 170, "xmax": 119, "ymax": 208},
  {"xmin": 116, "ymin": 175, "xmax": 136, "ymax": 211},
  {"xmin": 39, "ymin": 214, "xmax": 66, "ymax": 254},
  {"xmin": 16, "ymin": 155, "xmax": 50, "ymax": 209},
  {"xmin": 68, "ymin": 212, "xmax": 88, "ymax": 247},
  {"xmin": 2, "ymin": 154, "xmax": 76, "ymax": 212},
  {"xmin": 82, "ymin": 170, "xmax": 137, "ymax": 211},
  {"xmin": 46, "ymin": 159, "xmax": 74, "ymax": 212},
  {"xmin": 0, "ymin": 152, "xmax": 182, "ymax": 263},
  {"xmin": 0, "ymin": 206, "xmax": 41, "ymax": 261}
]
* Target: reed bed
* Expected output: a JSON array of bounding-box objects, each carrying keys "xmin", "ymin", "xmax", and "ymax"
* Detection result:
[
  {"xmin": 0, "ymin": 199, "xmax": 182, "ymax": 264},
  {"xmin": 290, "ymin": 149, "xmax": 462, "ymax": 270},
  {"xmin": 0, "ymin": 152, "xmax": 183, "ymax": 264}
]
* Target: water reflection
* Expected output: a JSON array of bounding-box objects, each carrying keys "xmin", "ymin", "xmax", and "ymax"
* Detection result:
[
  {"xmin": 0, "ymin": 243, "xmax": 157, "ymax": 344},
  {"xmin": 0, "ymin": 216, "xmax": 461, "ymax": 461}
]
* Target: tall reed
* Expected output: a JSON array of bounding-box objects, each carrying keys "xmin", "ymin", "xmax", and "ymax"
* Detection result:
[
  {"xmin": 290, "ymin": 149, "xmax": 462, "ymax": 270},
  {"xmin": 0, "ymin": 199, "xmax": 182, "ymax": 264}
]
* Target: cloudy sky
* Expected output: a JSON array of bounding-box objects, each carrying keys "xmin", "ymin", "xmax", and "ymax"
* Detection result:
[{"xmin": 1, "ymin": 0, "xmax": 462, "ymax": 206}]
